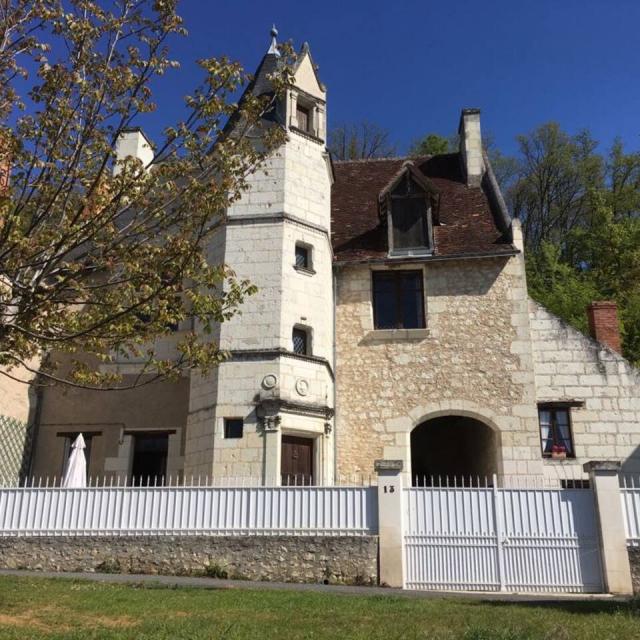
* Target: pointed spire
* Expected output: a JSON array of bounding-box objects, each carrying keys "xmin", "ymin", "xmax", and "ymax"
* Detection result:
[{"xmin": 267, "ymin": 25, "xmax": 280, "ymax": 57}]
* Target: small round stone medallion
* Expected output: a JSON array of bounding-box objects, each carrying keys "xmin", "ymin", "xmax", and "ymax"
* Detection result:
[
  {"xmin": 295, "ymin": 378, "xmax": 309, "ymax": 396},
  {"xmin": 262, "ymin": 374, "xmax": 278, "ymax": 390}
]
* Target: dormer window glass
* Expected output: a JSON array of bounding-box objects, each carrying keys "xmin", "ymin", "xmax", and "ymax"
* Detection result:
[
  {"xmin": 391, "ymin": 197, "xmax": 429, "ymax": 251},
  {"xmin": 382, "ymin": 168, "xmax": 435, "ymax": 257}
]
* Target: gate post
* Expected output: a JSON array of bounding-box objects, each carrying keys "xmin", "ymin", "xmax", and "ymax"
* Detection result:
[
  {"xmin": 584, "ymin": 460, "xmax": 633, "ymax": 595},
  {"xmin": 492, "ymin": 474, "xmax": 507, "ymax": 591},
  {"xmin": 375, "ymin": 459, "xmax": 405, "ymax": 588}
]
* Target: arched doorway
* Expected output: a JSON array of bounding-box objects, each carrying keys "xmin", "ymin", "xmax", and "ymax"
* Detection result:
[{"xmin": 410, "ymin": 415, "xmax": 498, "ymax": 486}]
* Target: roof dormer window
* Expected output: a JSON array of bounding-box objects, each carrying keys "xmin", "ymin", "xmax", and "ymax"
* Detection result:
[
  {"xmin": 379, "ymin": 162, "xmax": 437, "ymax": 257},
  {"xmin": 391, "ymin": 196, "xmax": 429, "ymax": 252}
]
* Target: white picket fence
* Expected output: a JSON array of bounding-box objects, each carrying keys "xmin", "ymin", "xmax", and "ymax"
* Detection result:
[
  {"xmin": 621, "ymin": 475, "xmax": 640, "ymax": 546},
  {"xmin": 404, "ymin": 483, "xmax": 603, "ymax": 593},
  {"xmin": 0, "ymin": 485, "xmax": 378, "ymax": 537}
]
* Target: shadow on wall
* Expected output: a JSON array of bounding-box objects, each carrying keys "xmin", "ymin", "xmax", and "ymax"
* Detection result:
[
  {"xmin": 621, "ymin": 443, "xmax": 640, "ymax": 476},
  {"xmin": 410, "ymin": 415, "xmax": 500, "ymax": 486}
]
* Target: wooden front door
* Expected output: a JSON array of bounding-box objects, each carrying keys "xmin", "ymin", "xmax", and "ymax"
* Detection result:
[{"xmin": 281, "ymin": 436, "xmax": 314, "ymax": 486}]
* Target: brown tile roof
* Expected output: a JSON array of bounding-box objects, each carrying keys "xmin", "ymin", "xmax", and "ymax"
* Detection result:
[{"xmin": 330, "ymin": 153, "xmax": 516, "ymax": 262}]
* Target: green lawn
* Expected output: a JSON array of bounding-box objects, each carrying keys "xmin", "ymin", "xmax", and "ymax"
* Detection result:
[{"xmin": 0, "ymin": 575, "xmax": 638, "ymax": 640}]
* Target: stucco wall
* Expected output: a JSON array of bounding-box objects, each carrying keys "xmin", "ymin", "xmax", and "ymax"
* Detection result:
[
  {"xmin": 530, "ymin": 301, "xmax": 640, "ymax": 474},
  {"xmin": 32, "ymin": 375, "xmax": 189, "ymax": 481},
  {"xmin": 0, "ymin": 535, "xmax": 378, "ymax": 585},
  {"xmin": 334, "ymin": 254, "xmax": 542, "ymax": 480},
  {"xmin": 0, "ymin": 362, "xmax": 37, "ymax": 478}
]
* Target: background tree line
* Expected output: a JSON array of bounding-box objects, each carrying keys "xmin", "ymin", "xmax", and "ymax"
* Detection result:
[{"xmin": 329, "ymin": 122, "xmax": 640, "ymax": 365}]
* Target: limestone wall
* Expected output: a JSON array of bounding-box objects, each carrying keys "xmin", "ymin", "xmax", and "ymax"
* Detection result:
[
  {"xmin": 185, "ymin": 130, "xmax": 334, "ymax": 482},
  {"xmin": 0, "ymin": 535, "xmax": 378, "ymax": 585},
  {"xmin": 530, "ymin": 301, "xmax": 640, "ymax": 474},
  {"xmin": 334, "ymin": 255, "xmax": 542, "ymax": 480}
]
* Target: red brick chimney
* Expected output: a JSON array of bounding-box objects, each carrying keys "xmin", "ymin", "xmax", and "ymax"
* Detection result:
[{"xmin": 587, "ymin": 301, "xmax": 621, "ymax": 353}]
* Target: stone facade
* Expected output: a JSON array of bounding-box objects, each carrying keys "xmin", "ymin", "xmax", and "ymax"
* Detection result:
[
  {"xmin": 530, "ymin": 301, "xmax": 640, "ymax": 475},
  {"xmin": 7, "ymin": 35, "xmax": 640, "ymax": 488},
  {"xmin": 183, "ymin": 47, "xmax": 334, "ymax": 483},
  {"xmin": 335, "ymin": 253, "xmax": 542, "ymax": 481},
  {"xmin": 0, "ymin": 535, "xmax": 378, "ymax": 585}
]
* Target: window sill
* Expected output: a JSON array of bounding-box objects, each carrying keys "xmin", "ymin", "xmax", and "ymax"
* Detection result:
[
  {"xmin": 289, "ymin": 126, "xmax": 325, "ymax": 145},
  {"xmin": 362, "ymin": 328, "xmax": 430, "ymax": 344},
  {"xmin": 388, "ymin": 249, "xmax": 433, "ymax": 259},
  {"xmin": 293, "ymin": 265, "xmax": 316, "ymax": 276}
]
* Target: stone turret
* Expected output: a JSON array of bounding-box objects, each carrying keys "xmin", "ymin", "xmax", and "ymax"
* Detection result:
[{"xmin": 184, "ymin": 29, "xmax": 335, "ymax": 485}]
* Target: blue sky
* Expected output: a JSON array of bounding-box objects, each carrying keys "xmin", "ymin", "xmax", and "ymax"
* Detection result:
[{"xmin": 146, "ymin": 0, "xmax": 640, "ymax": 156}]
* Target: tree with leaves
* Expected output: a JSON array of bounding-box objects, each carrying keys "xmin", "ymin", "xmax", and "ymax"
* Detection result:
[
  {"xmin": 408, "ymin": 133, "xmax": 450, "ymax": 157},
  {"xmin": 509, "ymin": 123, "xmax": 603, "ymax": 252},
  {"xmin": 0, "ymin": 0, "xmax": 293, "ymax": 390},
  {"xmin": 328, "ymin": 122, "xmax": 396, "ymax": 160}
]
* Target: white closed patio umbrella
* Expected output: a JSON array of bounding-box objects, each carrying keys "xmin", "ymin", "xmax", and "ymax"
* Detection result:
[{"xmin": 62, "ymin": 433, "xmax": 87, "ymax": 488}]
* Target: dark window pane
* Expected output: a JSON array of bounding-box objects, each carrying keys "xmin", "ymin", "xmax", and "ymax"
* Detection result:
[
  {"xmin": 296, "ymin": 106, "xmax": 309, "ymax": 131},
  {"xmin": 224, "ymin": 418, "xmax": 243, "ymax": 439},
  {"xmin": 372, "ymin": 271, "xmax": 425, "ymax": 330},
  {"xmin": 131, "ymin": 434, "xmax": 168, "ymax": 485},
  {"xmin": 295, "ymin": 245, "xmax": 309, "ymax": 269},
  {"xmin": 293, "ymin": 328, "xmax": 308, "ymax": 355},
  {"xmin": 538, "ymin": 407, "xmax": 574, "ymax": 457},
  {"xmin": 392, "ymin": 198, "xmax": 428, "ymax": 250},
  {"xmin": 398, "ymin": 272, "xmax": 424, "ymax": 329}
]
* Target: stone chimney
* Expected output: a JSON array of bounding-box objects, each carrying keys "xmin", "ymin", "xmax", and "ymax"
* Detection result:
[
  {"xmin": 587, "ymin": 301, "xmax": 622, "ymax": 353},
  {"xmin": 458, "ymin": 108, "xmax": 484, "ymax": 187},
  {"xmin": 113, "ymin": 128, "xmax": 154, "ymax": 176}
]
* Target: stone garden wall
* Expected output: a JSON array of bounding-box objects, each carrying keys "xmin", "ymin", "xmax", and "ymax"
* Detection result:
[
  {"xmin": 629, "ymin": 547, "xmax": 640, "ymax": 594},
  {"xmin": 0, "ymin": 535, "xmax": 378, "ymax": 585}
]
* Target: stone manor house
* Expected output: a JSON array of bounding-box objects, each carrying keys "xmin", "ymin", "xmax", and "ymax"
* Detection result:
[{"xmin": 2, "ymin": 32, "xmax": 640, "ymax": 486}]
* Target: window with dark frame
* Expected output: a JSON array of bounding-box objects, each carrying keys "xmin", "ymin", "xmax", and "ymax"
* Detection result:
[
  {"xmin": 131, "ymin": 433, "xmax": 169, "ymax": 486},
  {"xmin": 296, "ymin": 105, "xmax": 310, "ymax": 132},
  {"xmin": 538, "ymin": 405, "xmax": 575, "ymax": 458},
  {"xmin": 391, "ymin": 196, "xmax": 429, "ymax": 251},
  {"xmin": 295, "ymin": 244, "xmax": 311, "ymax": 270},
  {"xmin": 372, "ymin": 270, "xmax": 425, "ymax": 330},
  {"xmin": 292, "ymin": 326, "xmax": 310, "ymax": 355},
  {"xmin": 224, "ymin": 418, "xmax": 244, "ymax": 439}
]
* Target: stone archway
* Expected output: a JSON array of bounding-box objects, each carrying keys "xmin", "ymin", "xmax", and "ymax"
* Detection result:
[{"xmin": 410, "ymin": 415, "xmax": 498, "ymax": 485}]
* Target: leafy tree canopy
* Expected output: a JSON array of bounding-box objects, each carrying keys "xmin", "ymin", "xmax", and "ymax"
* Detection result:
[
  {"xmin": 409, "ymin": 133, "xmax": 450, "ymax": 157},
  {"xmin": 0, "ymin": 0, "xmax": 293, "ymax": 389}
]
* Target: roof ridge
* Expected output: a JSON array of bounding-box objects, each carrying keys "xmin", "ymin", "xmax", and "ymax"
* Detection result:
[
  {"xmin": 333, "ymin": 156, "xmax": 414, "ymax": 164},
  {"xmin": 333, "ymin": 152, "xmax": 460, "ymax": 165}
]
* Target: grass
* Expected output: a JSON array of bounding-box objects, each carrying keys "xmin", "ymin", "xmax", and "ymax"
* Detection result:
[{"xmin": 0, "ymin": 575, "xmax": 638, "ymax": 640}]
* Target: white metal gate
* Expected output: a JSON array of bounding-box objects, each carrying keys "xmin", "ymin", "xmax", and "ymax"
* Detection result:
[{"xmin": 404, "ymin": 483, "xmax": 603, "ymax": 592}]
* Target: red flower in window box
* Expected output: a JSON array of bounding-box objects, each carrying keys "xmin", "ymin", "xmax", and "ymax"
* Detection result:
[{"xmin": 551, "ymin": 444, "xmax": 567, "ymax": 460}]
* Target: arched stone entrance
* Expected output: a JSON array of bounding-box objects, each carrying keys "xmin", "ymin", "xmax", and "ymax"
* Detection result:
[{"xmin": 410, "ymin": 415, "xmax": 498, "ymax": 485}]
